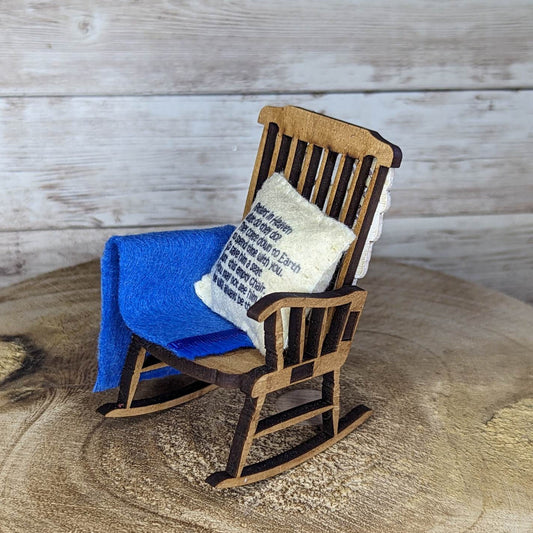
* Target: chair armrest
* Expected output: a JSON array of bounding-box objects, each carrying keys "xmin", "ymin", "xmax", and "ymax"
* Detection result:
[{"xmin": 247, "ymin": 285, "xmax": 367, "ymax": 323}]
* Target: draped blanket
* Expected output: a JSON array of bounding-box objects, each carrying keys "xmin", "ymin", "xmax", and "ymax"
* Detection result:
[{"xmin": 94, "ymin": 226, "xmax": 253, "ymax": 392}]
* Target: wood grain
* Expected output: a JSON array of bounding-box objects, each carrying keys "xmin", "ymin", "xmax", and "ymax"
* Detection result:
[
  {"xmin": 0, "ymin": 92, "xmax": 531, "ymax": 300},
  {"xmin": 0, "ymin": 0, "xmax": 531, "ymax": 96},
  {"xmin": 2, "ymin": 91, "xmax": 531, "ymax": 302},
  {"xmin": 0, "ymin": 259, "xmax": 531, "ymax": 531},
  {"xmin": 377, "ymin": 213, "xmax": 533, "ymax": 304},
  {"xmin": 1, "ymin": 91, "xmax": 531, "ymax": 232}
]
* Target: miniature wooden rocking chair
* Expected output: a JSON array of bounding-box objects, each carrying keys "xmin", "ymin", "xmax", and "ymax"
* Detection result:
[{"xmin": 98, "ymin": 106, "xmax": 402, "ymax": 488}]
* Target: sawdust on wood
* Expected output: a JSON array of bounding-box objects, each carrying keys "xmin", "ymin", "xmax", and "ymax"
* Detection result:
[{"xmin": 0, "ymin": 259, "xmax": 532, "ymax": 532}]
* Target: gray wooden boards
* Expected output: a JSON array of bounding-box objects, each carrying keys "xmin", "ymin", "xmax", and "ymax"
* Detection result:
[
  {"xmin": 1, "ymin": 91, "xmax": 532, "ymax": 303},
  {"xmin": 0, "ymin": 259, "xmax": 531, "ymax": 531},
  {"xmin": 0, "ymin": 0, "xmax": 531, "ymax": 95},
  {"xmin": 1, "ymin": 92, "xmax": 529, "ymax": 232}
]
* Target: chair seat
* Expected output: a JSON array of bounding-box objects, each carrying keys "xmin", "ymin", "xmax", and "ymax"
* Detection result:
[
  {"xmin": 137, "ymin": 335, "xmax": 266, "ymax": 389},
  {"xmin": 194, "ymin": 347, "xmax": 265, "ymax": 375}
]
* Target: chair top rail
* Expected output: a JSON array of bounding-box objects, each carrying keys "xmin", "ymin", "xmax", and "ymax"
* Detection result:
[{"xmin": 258, "ymin": 106, "xmax": 402, "ymax": 168}]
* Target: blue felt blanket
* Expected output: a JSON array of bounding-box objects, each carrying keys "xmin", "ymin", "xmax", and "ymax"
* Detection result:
[{"xmin": 94, "ymin": 226, "xmax": 253, "ymax": 392}]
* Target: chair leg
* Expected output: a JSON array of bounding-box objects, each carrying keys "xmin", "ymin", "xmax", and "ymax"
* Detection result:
[
  {"xmin": 225, "ymin": 395, "xmax": 266, "ymax": 478},
  {"xmin": 98, "ymin": 336, "xmax": 217, "ymax": 418},
  {"xmin": 322, "ymin": 369, "xmax": 340, "ymax": 437},
  {"xmin": 206, "ymin": 367, "xmax": 372, "ymax": 489},
  {"xmin": 207, "ymin": 403, "xmax": 372, "ymax": 489},
  {"xmin": 117, "ymin": 338, "xmax": 146, "ymax": 409}
]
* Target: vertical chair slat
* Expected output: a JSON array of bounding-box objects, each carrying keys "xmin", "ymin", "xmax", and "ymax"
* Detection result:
[
  {"xmin": 351, "ymin": 161, "xmax": 380, "ymax": 239},
  {"xmin": 311, "ymin": 147, "xmax": 329, "ymax": 204},
  {"xmin": 284, "ymin": 138, "xmax": 298, "ymax": 183},
  {"xmin": 117, "ymin": 342, "xmax": 146, "ymax": 409},
  {"xmin": 295, "ymin": 143, "xmax": 313, "ymax": 194},
  {"xmin": 331, "ymin": 156, "xmax": 358, "ymax": 220},
  {"xmin": 267, "ymin": 131, "xmax": 283, "ymax": 178},
  {"xmin": 340, "ymin": 155, "xmax": 375, "ymax": 227},
  {"xmin": 304, "ymin": 307, "xmax": 328, "ymax": 360},
  {"xmin": 275, "ymin": 134, "xmax": 292, "ymax": 174},
  {"xmin": 287, "ymin": 307, "xmax": 306, "ymax": 365},
  {"xmin": 288, "ymin": 140, "xmax": 308, "ymax": 186},
  {"xmin": 324, "ymin": 154, "xmax": 346, "ymax": 217},
  {"xmin": 342, "ymin": 165, "xmax": 391, "ymax": 286},
  {"xmin": 246, "ymin": 122, "xmax": 279, "ymax": 210},
  {"xmin": 342, "ymin": 311, "xmax": 361, "ymax": 341},
  {"xmin": 326, "ymin": 155, "xmax": 356, "ymax": 219},
  {"xmin": 312, "ymin": 149, "xmax": 338, "ymax": 209},
  {"xmin": 321, "ymin": 303, "xmax": 351, "ymax": 355},
  {"xmin": 322, "ymin": 370, "xmax": 340, "ymax": 436},
  {"xmin": 264, "ymin": 310, "xmax": 284, "ymax": 370},
  {"xmin": 333, "ymin": 161, "xmax": 381, "ymax": 288},
  {"xmin": 226, "ymin": 395, "xmax": 266, "ymax": 477},
  {"xmin": 299, "ymin": 144, "xmax": 323, "ymax": 199},
  {"xmin": 256, "ymin": 123, "xmax": 279, "ymax": 187}
]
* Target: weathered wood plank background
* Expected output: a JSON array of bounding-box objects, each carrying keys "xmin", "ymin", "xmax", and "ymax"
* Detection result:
[
  {"xmin": 1, "ymin": 0, "xmax": 532, "ymax": 302},
  {"xmin": 1, "ymin": 0, "xmax": 531, "ymax": 94}
]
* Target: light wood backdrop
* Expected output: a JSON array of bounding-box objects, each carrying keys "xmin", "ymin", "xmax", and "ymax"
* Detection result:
[{"xmin": 1, "ymin": 0, "xmax": 532, "ymax": 302}]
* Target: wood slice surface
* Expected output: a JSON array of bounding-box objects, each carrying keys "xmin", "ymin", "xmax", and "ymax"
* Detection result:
[{"xmin": 0, "ymin": 259, "xmax": 531, "ymax": 532}]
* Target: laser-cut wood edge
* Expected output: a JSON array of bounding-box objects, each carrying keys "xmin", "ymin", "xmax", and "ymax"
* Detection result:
[
  {"xmin": 206, "ymin": 405, "xmax": 372, "ymax": 488},
  {"xmin": 97, "ymin": 105, "xmax": 401, "ymax": 488},
  {"xmin": 258, "ymin": 106, "xmax": 402, "ymax": 168}
]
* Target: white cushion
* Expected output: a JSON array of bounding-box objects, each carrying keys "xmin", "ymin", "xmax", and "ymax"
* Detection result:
[{"xmin": 195, "ymin": 173, "xmax": 355, "ymax": 354}]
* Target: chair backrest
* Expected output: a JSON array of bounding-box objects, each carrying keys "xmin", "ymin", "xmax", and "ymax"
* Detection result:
[{"xmin": 244, "ymin": 106, "xmax": 402, "ymax": 289}]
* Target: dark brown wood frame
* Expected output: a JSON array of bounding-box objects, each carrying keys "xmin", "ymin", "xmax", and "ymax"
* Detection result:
[{"xmin": 98, "ymin": 105, "xmax": 402, "ymax": 488}]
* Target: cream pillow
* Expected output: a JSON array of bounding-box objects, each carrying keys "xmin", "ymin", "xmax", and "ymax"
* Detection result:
[{"xmin": 194, "ymin": 173, "xmax": 355, "ymax": 354}]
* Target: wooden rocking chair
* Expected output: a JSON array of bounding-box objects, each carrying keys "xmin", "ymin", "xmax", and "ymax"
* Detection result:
[{"xmin": 98, "ymin": 105, "xmax": 402, "ymax": 488}]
